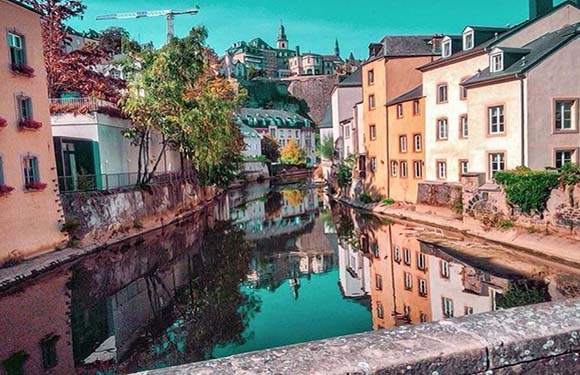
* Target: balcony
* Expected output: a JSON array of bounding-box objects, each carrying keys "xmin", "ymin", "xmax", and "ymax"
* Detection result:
[{"xmin": 49, "ymin": 97, "xmax": 125, "ymax": 118}]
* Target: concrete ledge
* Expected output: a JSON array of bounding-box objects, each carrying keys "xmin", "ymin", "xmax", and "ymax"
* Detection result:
[{"xmin": 137, "ymin": 299, "xmax": 580, "ymax": 375}]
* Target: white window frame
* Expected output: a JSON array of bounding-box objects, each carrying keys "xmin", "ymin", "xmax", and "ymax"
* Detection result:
[
  {"xmin": 394, "ymin": 246, "xmax": 401, "ymax": 263},
  {"xmin": 489, "ymin": 152, "xmax": 506, "ymax": 179},
  {"xmin": 488, "ymin": 106, "xmax": 505, "ymax": 134},
  {"xmin": 397, "ymin": 104, "xmax": 403, "ymax": 118},
  {"xmin": 437, "ymin": 118, "xmax": 448, "ymax": 140},
  {"xmin": 555, "ymin": 149, "xmax": 576, "ymax": 169},
  {"xmin": 440, "ymin": 260, "xmax": 450, "ymax": 279},
  {"xmin": 414, "ymin": 161, "xmax": 423, "ymax": 179},
  {"xmin": 404, "ymin": 272, "xmax": 413, "ymax": 290},
  {"xmin": 400, "ymin": 161, "xmax": 408, "ymax": 178},
  {"xmin": 442, "ymin": 39, "xmax": 452, "ymax": 58},
  {"xmin": 399, "ymin": 135, "xmax": 408, "ymax": 153},
  {"xmin": 442, "ymin": 297, "xmax": 454, "ymax": 318},
  {"xmin": 417, "ymin": 253, "xmax": 426, "ymax": 270},
  {"xmin": 555, "ymin": 100, "xmax": 576, "ymax": 131},
  {"xmin": 437, "ymin": 161, "xmax": 447, "ymax": 180},
  {"xmin": 391, "ymin": 161, "xmax": 398, "ymax": 177},
  {"xmin": 369, "ymin": 124, "xmax": 376, "ymax": 140},
  {"xmin": 403, "ymin": 248, "xmax": 411, "ymax": 265},
  {"xmin": 460, "ymin": 115, "xmax": 469, "ymax": 138},
  {"xmin": 369, "ymin": 95, "xmax": 376, "ymax": 110},
  {"xmin": 419, "ymin": 278, "xmax": 427, "ymax": 296},
  {"xmin": 460, "ymin": 160, "xmax": 469, "ymax": 175},
  {"xmin": 437, "ymin": 84, "xmax": 448, "ymax": 104},
  {"xmin": 414, "ymin": 134, "xmax": 422, "ymax": 152},
  {"xmin": 463, "ymin": 30, "xmax": 474, "ymax": 50},
  {"xmin": 490, "ymin": 52, "xmax": 504, "ymax": 72}
]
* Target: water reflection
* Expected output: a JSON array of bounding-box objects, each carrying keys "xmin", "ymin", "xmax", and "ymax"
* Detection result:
[{"xmin": 0, "ymin": 183, "xmax": 578, "ymax": 375}]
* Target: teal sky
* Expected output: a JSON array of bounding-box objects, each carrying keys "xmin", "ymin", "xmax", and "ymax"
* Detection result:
[{"xmin": 68, "ymin": 0, "xmax": 569, "ymax": 58}]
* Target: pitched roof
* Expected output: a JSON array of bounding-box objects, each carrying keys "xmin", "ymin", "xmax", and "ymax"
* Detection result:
[
  {"xmin": 237, "ymin": 108, "xmax": 310, "ymax": 127},
  {"xmin": 463, "ymin": 22, "xmax": 580, "ymax": 87},
  {"xmin": 419, "ymin": 0, "xmax": 580, "ymax": 72},
  {"xmin": 386, "ymin": 85, "xmax": 423, "ymax": 106},
  {"xmin": 466, "ymin": 26, "xmax": 511, "ymax": 33},
  {"xmin": 6, "ymin": 0, "xmax": 42, "ymax": 14},
  {"xmin": 336, "ymin": 68, "xmax": 362, "ymax": 87},
  {"xmin": 319, "ymin": 104, "xmax": 333, "ymax": 129},
  {"xmin": 367, "ymin": 35, "xmax": 437, "ymax": 63}
]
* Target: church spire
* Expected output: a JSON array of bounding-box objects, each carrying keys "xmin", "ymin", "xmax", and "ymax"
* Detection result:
[
  {"xmin": 334, "ymin": 38, "xmax": 340, "ymax": 57},
  {"xmin": 277, "ymin": 21, "xmax": 288, "ymax": 49}
]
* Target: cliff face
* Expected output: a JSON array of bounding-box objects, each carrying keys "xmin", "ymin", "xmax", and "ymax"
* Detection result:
[{"xmin": 285, "ymin": 75, "xmax": 338, "ymax": 125}]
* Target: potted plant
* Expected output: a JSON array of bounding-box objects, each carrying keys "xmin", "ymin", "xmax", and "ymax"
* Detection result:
[
  {"xmin": 25, "ymin": 181, "xmax": 47, "ymax": 191},
  {"xmin": 0, "ymin": 184, "xmax": 14, "ymax": 196},
  {"xmin": 18, "ymin": 119, "xmax": 43, "ymax": 130},
  {"xmin": 11, "ymin": 63, "xmax": 35, "ymax": 77}
]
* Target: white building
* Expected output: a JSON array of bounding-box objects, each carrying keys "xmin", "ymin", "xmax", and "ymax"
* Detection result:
[{"xmin": 331, "ymin": 69, "xmax": 363, "ymax": 160}]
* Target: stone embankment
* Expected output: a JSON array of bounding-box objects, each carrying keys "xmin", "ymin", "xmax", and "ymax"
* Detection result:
[{"xmin": 138, "ymin": 298, "xmax": 580, "ymax": 374}]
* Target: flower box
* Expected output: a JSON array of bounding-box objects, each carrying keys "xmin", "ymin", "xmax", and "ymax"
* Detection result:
[
  {"xmin": 25, "ymin": 181, "xmax": 47, "ymax": 191},
  {"xmin": 19, "ymin": 119, "xmax": 43, "ymax": 130},
  {"xmin": 11, "ymin": 63, "xmax": 35, "ymax": 77},
  {"xmin": 0, "ymin": 184, "xmax": 15, "ymax": 196},
  {"xmin": 0, "ymin": 117, "xmax": 7, "ymax": 128}
]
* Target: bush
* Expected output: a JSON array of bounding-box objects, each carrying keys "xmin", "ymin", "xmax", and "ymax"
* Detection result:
[
  {"xmin": 494, "ymin": 170, "xmax": 560, "ymax": 215},
  {"xmin": 382, "ymin": 198, "xmax": 395, "ymax": 205},
  {"xmin": 336, "ymin": 157, "xmax": 355, "ymax": 188},
  {"xmin": 319, "ymin": 135, "xmax": 334, "ymax": 160},
  {"xmin": 499, "ymin": 220, "xmax": 514, "ymax": 229},
  {"xmin": 360, "ymin": 193, "xmax": 372, "ymax": 204}
]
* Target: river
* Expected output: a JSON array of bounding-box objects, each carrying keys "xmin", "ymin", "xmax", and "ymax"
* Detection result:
[{"xmin": 1, "ymin": 182, "xmax": 579, "ymax": 374}]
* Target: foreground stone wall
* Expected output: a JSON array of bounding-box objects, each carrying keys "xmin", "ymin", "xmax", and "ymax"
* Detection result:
[
  {"xmin": 139, "ymin": 298, "xmax": 580, "ymax": 375},
  {"xmin": 417, "ymin": 181, "xmax": 462, "ymax": 208},
  {"xmin": 60, "ymin": 180, "xmax": 220, "ymax": 243}
]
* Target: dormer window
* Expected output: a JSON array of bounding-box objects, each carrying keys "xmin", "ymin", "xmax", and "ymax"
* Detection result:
[
  {"xmin": 490, "ymin": 52, "xmax": 504, "ymax": 72},
  {"xmin": 463, "ymin": 30, "xmax": 474, "ymax": 50},
  {"xmin": 442, "ymin": 38, "xmax": 452, "ymax": 58}
]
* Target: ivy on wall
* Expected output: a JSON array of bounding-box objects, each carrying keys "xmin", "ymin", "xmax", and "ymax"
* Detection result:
[{"xmin": 494, "ymin": 170, "xmax": 560, "ymax": 215}]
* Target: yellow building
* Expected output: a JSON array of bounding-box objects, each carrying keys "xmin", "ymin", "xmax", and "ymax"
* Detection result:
[
  {"xmin": 362, "ymin": 36, "xmax": 438, "ymax": 199},
  {"xmin": 0, "ymin": 0, "xmax": 66, "ymax": 261},
  {"xmin": 386, "ymin": 85, "xmax": 425, "ymax": 203}
]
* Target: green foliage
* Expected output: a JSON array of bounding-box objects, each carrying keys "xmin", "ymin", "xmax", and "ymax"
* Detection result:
[
  {"xmin": 261, "ymin": 135, "xmax": 280, "ymax": 162},
  {"xmin": 499, "ymin": 220, "xmax": 514, "ymax": 229},
  {"xmin": 382, "ymin": 198, "xmax": 395, "ymax": 206},
  {"xmin": 336, "ymin": 156, "xmax": 356, "ymax": 188},
  {"xmin": 494, "ymin": 170, "xmax": 560, "ymax": 214},
  {"xmin": 496, "ymin": 279, "xmax": 550, "ymax": 310},
  {"xmin": 280, "ymin": 140, "xmax": 306, "ymax": 166},
  {"xmin": 360, "ymin": 193, "xmax": 373, "ymax": 204},
  {"xmin": 241, "ymin": 80, "xmax": 310, "ymax": 118},
  {"xmin": 560, "ymin": 163, "xmax": 580, "ymax": 187},
  {"xmin": 319, "ymin": 135, "xmax": 334, "ymax": 160},
  {"xmin": 452, "ymin": 198, "xmax": 463, "ymax": 215},
  {"xmin": 121, "ymin": 27, "xmax": 245, "ymax": 187}
]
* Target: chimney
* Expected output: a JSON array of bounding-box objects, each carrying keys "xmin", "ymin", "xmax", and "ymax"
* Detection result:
[
  {"xmin": 529, "ymin": 0, "xmax": 553, "ymax": 20},
  {"xmin": 431, "ymin": 34, "xmax": 444, "ymax": 54},
  {"xmin": 296, "ymin": 45, "xmax": 301, "ymax": 56}
]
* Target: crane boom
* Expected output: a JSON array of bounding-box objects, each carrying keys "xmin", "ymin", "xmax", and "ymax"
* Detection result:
[{"xmin": 96, "ymin": 5, "xmax": 199, "ymax": 43}]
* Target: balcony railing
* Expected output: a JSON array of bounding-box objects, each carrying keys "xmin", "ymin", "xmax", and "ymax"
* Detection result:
[
  {"xmin": 57, "ymin": 170, "xmax": 197, "ymax": 193},
  {"xmin": 49, "ymin": 97, "xmax": 125, "ymax": 118}
]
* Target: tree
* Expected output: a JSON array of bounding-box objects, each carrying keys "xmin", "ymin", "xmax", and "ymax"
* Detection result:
[
  {"xmin": 261, "ymin": 135, "xmax": 280, "ymax": 162},
  {"xmin": 280, "ymin": 139, "xmax": 306, "ymax": 166},
  {"xmin": 319, "ymin": 135, "xmax": 334, "ymax": 160},
  {"xmin": 28, "ymin": 0, "xmax": 126, "ymax": 101},
  {"xmin": 99, "ymin": 26, "xmax": 138, "ymax": 55},
  {"xmin": 121, "ymin": 27, "xmax": 245, "ymax": 186}
]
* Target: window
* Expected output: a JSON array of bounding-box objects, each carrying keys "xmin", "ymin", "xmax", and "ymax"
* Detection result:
[
  {"xmin": 270, "ymin": 128, "xmax": 277, "ymax": 138},
  {"xmin": 399, "ymin": 135, "xmax": 408, "ymax": 153},
  {"xmin": 440, "ymin": 260, "xmax": 450, "ymax": 278},
  {"xmin": 2, "ymin": 351, "xmax": 28, "ymax": 375},
  {"xmin": 413, "ymin": 161, "xmax": 423, "ymax": 179},
  {"xmin": 18, "ymin": 97, "xmax": 33, "ymax": 121},
  {"xmin": 463, "ymin": 31, "xmax": 474, "ymax": 50},
  {"xmin": 442, "ymin": 39, "xmax": 452, "ymax": 57},
  {"xmin": 403, "ymin": 248, "xmax": 411, "ymax": 265},
  {"xmin": 490, "ymin": 53, "xmax": 503, "ymax": 72},
  {"xmin": 413, "ymin": 100, "xmax": 420, "ymax": 115},
  {"xmin": 369, "ymin": 95, "xmax": 376, "ymax": 110},
  {"xmin": 555, "ymin": 100, "xmax": 576, "ymax": 131},
  {"xmin": 556, "ymin": 150, "xmax": 576, "ymax": 169},
  {"xmin": 370, "ymin": 157, "xmax": 377, "ymax": 173},
  {"xmin": 417, "ymin": 253, "xmax": 426, "ymax": 270},
  {"xmin": 420, "ymin": 313, "xmax": 428, "ymax": 323},
  {"xmin": 8, "ymin": 32, "xmax": 26, "ymax": 65},
  {"xmin": 396, "ymin": 104, "xmax": 403, "ymax": 118},
  {"xmin": 394, "ymin": 246, "xmax": 401, "ymax": 263},
  {"xmin": 372, "ymin": 243, "xmax": 380, "ymax": 258},
  {"xmin": 437, "ymin": 161, "xmax": 447, "ymax": 180},
  {"xmin": 413, "ymin": 134, "xmax": 422, "ymax": 152},
  {"xmin": 488, "ymin": 106, "xmax": 505, "ymax": 134},
  {"xmin": 489, "ymin": 152, "xmax": 506, "ymax": 179},
  {"xmin": 41, "ymin": 335, "xmax": 59, "ymax": 370},
  {"xmin": 400, "ymin": 161, "xmax": 408, "ymax": 178},
  {"xmin": 343, "ymin": 124, "xmax": 351, "ymax": 139},
  {"xmin": 295, "ymin": 130, "xmax": 300, "ymax": 138},
  {"xmin": 460, "ymin": 114, "xmax": 469, "ymax": 138},
  {"xmin": 391, "ymin": 161, "xmax": 398, "ymax": 177},
  {"xmin": 375, "ymin": 274, "xmax": 383, "ymax": 290},
  {"xmin": 437, "ymin": 118, "xmax": 448, "ymax": 140},
  {"xmin": 464, "ymin": 306, "xmax": 474, "ymax": 316},
  {"xmin": 442, "ymin": 297, "xmax": 454, "ymax": 318},
  {"xmin": 460, "ymin": 84, "xmax": 468, "ymax": 100},
  {"xmin": 419, "ymin": 278, "xmax": 428, "ymax": 296},
  {"xmin": 360, "ymin": 236, "xmax": 369, "ymax": 253},
  {"xmin": 437, "ymin": 84, "xmax": 448, "ymax": 103},
  {"xmin": 403, "ymin": 305, "xmax": 411, "ymax": 318},
  {"xmin": 377, "ymin": 302, "xmax": 384, "ymax": 319},
  {"xmin": 23, "ymin": 155, "xmax": 40, "ymax": 186},
  {"xmin": 369, "ymin": 124, "xmax": 376, "ymax": 140},
  {"xmin": 404, "ymin": 272, "xmax": 413, "ymax": 290},
  {"xmin": 368, "ymin": 69, "xmax": 375, "ymax": 85},
  {"xmin": 460, "ymin": 160, "xmax": 469, "ymax": 176}
]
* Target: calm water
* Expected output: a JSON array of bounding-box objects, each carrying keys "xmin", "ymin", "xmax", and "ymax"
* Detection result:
[{"xmin": 1, "ymin": 182, "xmax": 579, "ymax": 374}]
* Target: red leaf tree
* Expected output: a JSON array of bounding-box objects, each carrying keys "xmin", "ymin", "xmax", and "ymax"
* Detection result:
[{"xmin": 26, "ymin": 0, "xmax": 125, "ymax": 101}]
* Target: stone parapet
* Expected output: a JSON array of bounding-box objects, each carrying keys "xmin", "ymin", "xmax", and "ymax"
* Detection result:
[{"xmin": 138, "ymin": 298, "xmax": 580, "ymax": 375}]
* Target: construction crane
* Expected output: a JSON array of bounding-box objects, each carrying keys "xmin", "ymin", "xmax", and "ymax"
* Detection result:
[{"xmin": 96, "ymin": 4, "xmax": 200, "ymax": 44}]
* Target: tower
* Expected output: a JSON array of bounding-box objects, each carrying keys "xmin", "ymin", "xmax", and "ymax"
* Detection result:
[
  {"xmin": 277, "ymin": 22, "xmax": 288, "ymax": 49},
  {"xmin": 334, "ymin": 38, "xmax": 340, "ymax": 57}
]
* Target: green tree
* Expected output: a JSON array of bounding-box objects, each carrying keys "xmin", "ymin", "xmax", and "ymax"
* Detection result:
[
  {"xmin": 261, "ymin": 135, "xmax": 280, "ymax": 162},
  {"xmin": 319, "ymin": 135, "xmax": 334, "ymax": 160},
  {"xmin": 280, "ymin": 139, "xmax": 306, "ymax": 166},
  {"xmin": 121, "ymin": 27, "xmax": 245, "ymax": 186}
]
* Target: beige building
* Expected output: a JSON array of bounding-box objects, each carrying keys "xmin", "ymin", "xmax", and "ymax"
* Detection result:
[
  {"xmin": 420, "ymin": 0, "xmax": 580, "ymax": 182},
  {"xmin": 0, "ymin": 0, "xmax": 66, "ymax": 261}
]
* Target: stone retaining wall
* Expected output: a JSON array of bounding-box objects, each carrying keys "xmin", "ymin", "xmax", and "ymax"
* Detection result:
[
  {"xmin": 417, "ymin": 181, "xmax": 462, "ymax": 208},
  {"xmin": 138, "ymin": 298, "xmax": 580, "ymax": 375}
]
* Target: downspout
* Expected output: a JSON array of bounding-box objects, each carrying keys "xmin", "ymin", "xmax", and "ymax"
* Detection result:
[
  {"xmin": 385, "ymin": 60, "xmax": 391, "ymax": 199},
  {"xmin": 518, "ymin": 74, "xmax": 526, "ymax": 167}
]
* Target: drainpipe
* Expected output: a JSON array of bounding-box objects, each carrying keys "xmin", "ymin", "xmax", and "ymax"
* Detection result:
[
  {"xmin": 518, "ymin": 74, "xmax": 526, "ymax": 167},
  {"xmin": 385, "ymin": 61, "xmax": 391, "ymax": 199}
]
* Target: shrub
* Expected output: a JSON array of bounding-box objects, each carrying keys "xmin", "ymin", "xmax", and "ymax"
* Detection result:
[
  {"xmin": 280, "ymin": 139, "xmax": 306, "ymax": 166},
  {"xmin": 61, "ymin": 219, "xmax": 81, "ymax": 234},
  {"xmin": 360, "ymin": 193, "xmax": 372, "ymax": 204},
  {"xmin": 382, "ymin": 198, "xmax": 395, "ymax": 205},
  {"xmin": 319, "ymin": 135, "xmax": 334, "ymax": 160},
  {"xmin": 499, "ymin": 220, "xmax": 514, "ymax": 229},
  {"xmin": 560, "ymin": 163, "xmax": 580, "ymax": 187},
  {"xmin": 494, "ymin": 170, "xmax": 560, "ymax": 215}
]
